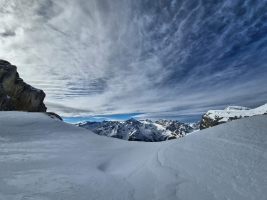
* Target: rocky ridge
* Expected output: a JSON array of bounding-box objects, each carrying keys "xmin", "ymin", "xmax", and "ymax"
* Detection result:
[
  {"xmin": 0, "ymin": 60, "xmax": 47, "ymax": 112},
  {"xmin": 77, "ymin": 118, "xmax": 199, "ymax": 142}
]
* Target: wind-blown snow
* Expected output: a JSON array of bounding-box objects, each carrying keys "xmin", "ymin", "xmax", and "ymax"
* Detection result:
[{"xmin": 0, "ymin": 112, "xmax": 267, "ymax": 200}]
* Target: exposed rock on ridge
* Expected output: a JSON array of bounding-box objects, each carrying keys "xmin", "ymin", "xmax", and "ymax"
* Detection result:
[{"xmin": 0, "ymin": 60, "xmax": 47, "ymax": 112}]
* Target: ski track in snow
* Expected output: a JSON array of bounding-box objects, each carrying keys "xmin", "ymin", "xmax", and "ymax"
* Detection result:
[{"xmin": 0, "ymin": 112, "xmax": 267, "ymax": 200}]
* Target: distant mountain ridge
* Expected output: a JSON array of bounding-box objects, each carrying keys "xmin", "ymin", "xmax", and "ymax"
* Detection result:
[
  {"xmin": 200, "ymin": 103, "xmax": 267, "ymax": 129},
  {"xmin": 77, "ymin": 103, "xmax": 267, "ymax": 141},
  {"xmin": 77, "ymin": 118, "xmax": 199, "ymax": 142}
]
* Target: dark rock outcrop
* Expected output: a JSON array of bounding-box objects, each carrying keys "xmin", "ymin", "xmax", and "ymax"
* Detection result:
[
  {"xmin": 200, "ymin": 115, "xmax": 224, "ymax": 130},
  {"xmin": 0, "ymin": 60, "xmax": 47, "ymax": 112},
  {"xmin": 45, "ymin": 112, "xmax": 63, "ymax": 121}
]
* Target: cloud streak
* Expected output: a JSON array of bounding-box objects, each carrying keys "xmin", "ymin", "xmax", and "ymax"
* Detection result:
[{"xmin": 1, "ymin": 0, "xmax": 267, "ymax": 120}]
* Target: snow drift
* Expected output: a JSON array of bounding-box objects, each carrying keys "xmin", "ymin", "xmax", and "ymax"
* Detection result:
[{"xmin": 0, "ymin": 112, "xmax": 267, "ymax": 200}]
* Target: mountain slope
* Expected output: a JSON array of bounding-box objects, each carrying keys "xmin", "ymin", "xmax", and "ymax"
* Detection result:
[
  {"xmin": 0, "ymin": 112, "xmax": 267, "ymax": 200},
  {"xmin": 77, "ymin": 119, "xmax": 198, "ymax": 142},
  {"xmin": 200, "ymin": 103, "xmax": 267, "ymax": 129}
]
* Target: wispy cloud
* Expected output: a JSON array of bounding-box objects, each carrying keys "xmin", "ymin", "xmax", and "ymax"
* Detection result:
[{"xmin": 1, "ymin": 0, "xmax": 267, "ymax": 119}]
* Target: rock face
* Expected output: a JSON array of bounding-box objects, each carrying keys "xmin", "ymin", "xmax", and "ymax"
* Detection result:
[
  {"xmin": 0, "ymin": 60, "xmax": 47, "ymax": 112},
  {"xmin": 77, "ymin": 118, "xmax": 199, "ymax": 142},
  {"xmin": 200, "ymin": 104, "xmax": 267, "ymax": 129}
]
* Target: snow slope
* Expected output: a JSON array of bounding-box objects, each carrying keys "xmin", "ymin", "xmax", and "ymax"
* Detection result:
[
  {"xmin": 204, "ymin": 103, "xmax": 267, "ymax": 123},
  {"xmin": 0, "ymin": 112, "xmax": 267, "ymax": 200},
  {"xmin": 200, "ymin": 103, "xmax": 267, "ymax": 129}
]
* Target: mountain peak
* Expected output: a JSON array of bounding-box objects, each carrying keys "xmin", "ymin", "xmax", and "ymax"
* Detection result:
[
  {"xmin": 200, "ymin": 103, "xmax": 267, "ymax": 129},
  {"xmin": 77, "ymin": 119, "xmax": 199, "ymax": 142}
]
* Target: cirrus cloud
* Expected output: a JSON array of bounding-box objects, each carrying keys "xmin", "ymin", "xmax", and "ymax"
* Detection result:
[{"xmin": 1, "ymin": 0, "xmax": 267, "ymax": 120}]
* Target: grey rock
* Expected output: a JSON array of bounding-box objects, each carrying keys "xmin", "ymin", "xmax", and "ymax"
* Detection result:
[{"xmin": 0, "ymin": 60, "xmax": 47, "ymax": 112}]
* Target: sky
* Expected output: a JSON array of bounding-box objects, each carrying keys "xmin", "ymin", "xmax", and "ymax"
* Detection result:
[{"xmin": 1, "ymin": 0, "xmax": 267, "ymax": 121}]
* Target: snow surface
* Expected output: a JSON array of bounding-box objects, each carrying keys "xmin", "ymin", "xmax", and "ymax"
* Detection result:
[
  {"xmin": 0, "ymin": 112, "xmax": 267, "ymax": 200},
  {"xmin": 204, "ymin": 103, "xmax": 267, "ymax": 123},
  {"xmin": 224, "ymin": 106, "xmax": 250, "ymax": 111}
]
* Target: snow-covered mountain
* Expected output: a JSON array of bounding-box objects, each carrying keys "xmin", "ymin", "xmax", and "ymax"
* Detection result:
[
  {"xmin": 200, "ymin": 103, "xmax": 267, "ymax": 129},
  {"xmin": 77, "ymin": 118, "xmax": 199, "ymax": 142},
  {"xmin": 1, "ymin": 112, "xmax": 267, "ymax": 200}
]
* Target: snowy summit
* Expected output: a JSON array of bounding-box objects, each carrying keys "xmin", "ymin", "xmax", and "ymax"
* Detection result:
[{"xmin": 200, "ymin": 103, "xmax": 267, "ymax": 129}]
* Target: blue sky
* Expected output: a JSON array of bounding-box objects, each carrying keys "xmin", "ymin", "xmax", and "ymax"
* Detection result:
[
  {"xmin": 1, "ymin": 0, "xmax": 267, "ymax": 121},
  {"xmin": 63, "ymin": 113, "xmax": 142, "ymax": 124},
  {"xmin": 63, "ymin": 113, "xmax": 201, "ymax": 123}
]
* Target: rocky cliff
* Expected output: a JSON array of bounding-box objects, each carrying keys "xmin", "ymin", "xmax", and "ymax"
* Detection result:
[{"xmin": 0, "ymin": 60, "xmax": 47, "ymax": 112}]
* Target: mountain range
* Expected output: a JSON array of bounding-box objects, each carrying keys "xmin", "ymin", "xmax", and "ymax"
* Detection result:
[
  {"xmin": 77, "ymin": 103, "xmax": 267, "ymax": 142},
  {"xmin": 77, "ymin": 118, "xmax": 199, "ymax": 142}
]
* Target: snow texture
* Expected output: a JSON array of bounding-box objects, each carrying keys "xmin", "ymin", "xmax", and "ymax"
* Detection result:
[{"xmin": 0, "ymin": 112, "xmax": 267, "ymax": 200}]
